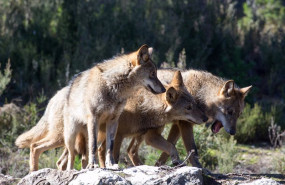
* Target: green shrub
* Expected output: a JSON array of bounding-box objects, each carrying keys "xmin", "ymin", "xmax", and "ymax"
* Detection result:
[
  {"xmin": 235, "ymin": 103, "xmax": 276, "ymax": 143},
  {"xmin": 193, "ymin": 125, "xmax": 237, "ymax": 173},
  {"xmin": 193, "ymin": 125, "xmax": 218, "ymax": 170},
  {"xmin": 0, "ymin": 92, "xmax": 47, "ymax": 148},
  {"xmin": 274, "ymin": 147, "xmax": 285, "ymax": 174},
  {"xmin": 215, "ymin": 136, "xmax": 237, "ymax": 173},
  {"xmin": 0, "ymin": 60, "xmax": 12, "ymax": 97}
]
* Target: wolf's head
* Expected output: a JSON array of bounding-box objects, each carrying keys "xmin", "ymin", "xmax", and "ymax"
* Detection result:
[
  {"xmin": 164, "ymin": 71, "xmax": 208, "ymax": 124},
  {"xmin": 130, "ymin": 44, "xmax": 166, "ymax": 94},
  {"xmin": 211, "ymin": 80, "xmax": 252, "ymax": 135}
]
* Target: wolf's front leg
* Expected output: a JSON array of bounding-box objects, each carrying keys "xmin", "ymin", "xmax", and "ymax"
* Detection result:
[
  {"xmin": 177, "ymin": 120, "xmax": 202, "ymax": 168},
  {"xmin": 145, "ymin": 127, "xmax": 182, "ymax": 166},
  {"xmin": 105, "ymin": 120, "xmax": 120, "ymax": 169},
  {"xmin": 86, "ymin": 116, "xmax": 99, "ymax": 169},
  {"xmin": 155, "ymin": 122, "xmax": 181, "ymax": 166}
]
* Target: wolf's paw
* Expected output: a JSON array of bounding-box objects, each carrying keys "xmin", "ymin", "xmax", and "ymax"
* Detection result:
[
  {"xmin": 106, "ymin": 163, "xmax": 120, "ymax": 170},
  {"xmin": 86, "ymin": 163, "xmax": 99, "ymax": 169},
  {"xmin": 173, "ymin": 159, "xmax": 184, "ymax": 166}
]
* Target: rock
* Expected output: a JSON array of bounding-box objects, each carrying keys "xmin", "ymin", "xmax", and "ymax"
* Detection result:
[
  {"xmin": 239, "ymin": 177, "xmax": 281, "ymax": 185},
  {"xmin": 18, "ymin": 165, "xmax": 203, "ymax": 185},
  {"xmin": 0, "ymin": 173, "xmax": 20, "ymax": 185}
]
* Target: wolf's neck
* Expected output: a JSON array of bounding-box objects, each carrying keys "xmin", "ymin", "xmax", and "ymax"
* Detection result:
[
  {"xmin": 98, "ymin": 55, "xmax": 139, "ymax": 99},
  {"xmin": 183, "ymin": 70, "xmax": 225, "ymax": 114},
  {"xmin": 139, "ymin": 91, "xmax": 171, "ymax": 127}
]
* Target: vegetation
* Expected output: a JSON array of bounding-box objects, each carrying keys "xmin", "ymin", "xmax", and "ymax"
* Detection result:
[
  {"xmin": 0, "ymin": 60, "xmax": 11, "ymax": 96},
  {"xmin": 0, "ymin": 0, "xmax": 284, "ymax": 177}
]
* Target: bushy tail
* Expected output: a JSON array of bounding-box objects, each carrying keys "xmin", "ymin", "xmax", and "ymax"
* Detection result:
[{"xmin": 15, "ymin": 117, "xmax": 48, "ymax": 148}]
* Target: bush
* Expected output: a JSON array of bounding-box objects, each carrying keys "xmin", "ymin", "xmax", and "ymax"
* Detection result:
[
  {"xmin": 235, "ymin": 103, "xmax": 277, "ymax": 143},
  {"xmin": 215, "ymin": 136, "xmax": 237, "ymax": 173},
  {"xmin": 0, "ymin": 60, "xmax": 12, "ymax": 97},
  {"xmin": 194, "ymin": 125, "xmax": 237, "ymax": 173},
  {"xmin": 0, "ymin": 93, "xmax": 46, "ymax": 147},
  {"xmin": 274, "ymin": 147, "xmax": 285, "ymax": 174}
]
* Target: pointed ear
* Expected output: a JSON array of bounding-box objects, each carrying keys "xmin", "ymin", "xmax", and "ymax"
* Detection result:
[
  {"xmin": 166, "ymin": 87, "xmax": 178, "ymax": 104},
  {"xmin": 170, "ymin": 71, "xmax": 183, "ymax": 87},
  {"xmin": 148, "ymin": 47, "xmax": 153, "ymax": 57},
  {"xmin": 220, "ymin": 80, "xmax": 235, "ymax": 97},
  {"xmin": 136, "ymin": 44, "xmax": 150, "ymax": 66},
  {"xmin": 240, "ymin": 85, "xmax": 252, "ymax": 97}
]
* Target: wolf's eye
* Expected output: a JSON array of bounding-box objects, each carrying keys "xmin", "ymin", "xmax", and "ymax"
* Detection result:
[
  {"xmin": 150, "ymin": 71, "xmax": 155, "ymax": 77},
  {"xmin": 186, "ymin": 106, "xmax": 192, "ymax": 110}
]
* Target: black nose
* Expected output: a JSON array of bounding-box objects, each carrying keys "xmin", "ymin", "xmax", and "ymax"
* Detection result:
[
  {"xmin": 229, "ymin": 129, "xmax": 236, "ymax": 135},
  {"xmin": 203, "ymin": 116, "xmax": 208, "ymax": 122},
  {"xmin": 161, "ymin": 86, "xmax": 166, "ymax": 93}
]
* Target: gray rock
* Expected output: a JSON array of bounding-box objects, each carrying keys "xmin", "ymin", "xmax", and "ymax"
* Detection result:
[
  {"xmin": 18, "ymin": 166, "xmax": 203, "ymax": 185},
  {"xmin": 239, "ymin": 178, "xmax": 281, "ymax": 185},
  {"xmin": 0, "ymin": 173, "xmax": 20, "ymax": 185}
]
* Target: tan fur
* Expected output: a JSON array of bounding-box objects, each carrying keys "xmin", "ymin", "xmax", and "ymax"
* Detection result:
[
  {"xmin": 15, "ymin": 45, "xmax": 165, "ymax": 171},
  {"xmin": 57, "ymin": 71, "xmax": 208, "ymax": 168},
  {"xmin": 15, "ymin": 87, "xmax": 68, "ymax": 172},
  {"xmin": 155, "ymin": 68, "xmax": 252, "ymax": 167},
  {"xmin": 62, "ymin": 44, "xmax": 165, "ymax": 170}
]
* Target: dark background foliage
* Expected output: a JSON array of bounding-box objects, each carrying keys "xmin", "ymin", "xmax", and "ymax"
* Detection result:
[
  {"xmin": 0, "ymin": 0, "xmax": 285, "ymax": 135},
  {"xmin": 0, "ymin": 0, "xmax": 285, "ymax": 176}
]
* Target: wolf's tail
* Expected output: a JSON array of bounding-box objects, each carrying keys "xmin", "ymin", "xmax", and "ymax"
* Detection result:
[{"xmin": 15, "ymin": 117, "xmax": 48, "ymax": 148}]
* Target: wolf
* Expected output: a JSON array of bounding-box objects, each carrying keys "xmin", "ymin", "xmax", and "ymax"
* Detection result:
[
  {"xmin": 63, "ymin": 44, "xmax": 166, "ymax": 170},
  {"xmin": 15, "ymin": 87, "xmax": 70, "ymax": 172},
  {"xmin": 155, "ymin": 68, "xmax": 252, "ymax": 167},
  {"xmin": 57, "ymin": 70, "xmax": 208, "ymax": 169},
  {"xmin": 15, "ymin": 87, "xmax": 88, "ymax": 172},
  {"xmin": 15, "ymin": 44, "xmax": 166, "ymax": 171}
]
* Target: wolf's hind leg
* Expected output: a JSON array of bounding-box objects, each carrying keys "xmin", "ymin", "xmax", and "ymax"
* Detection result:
[
  {"xmin": 30, "ymin": 135, "xmax": 64, "ymax": 172},
  {"xmin": 56, "ymin": 148, "xmax": 68, "ymax": 170},
  {"xmin": 127, "ymin": 135, "xmax": 143, "ymax": 166}
]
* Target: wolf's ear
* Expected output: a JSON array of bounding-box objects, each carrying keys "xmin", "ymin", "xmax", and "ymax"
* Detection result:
[
  {"xmin": 170, "ymin": 71, "xmax": 183, "ymax": 87},
  {"xmin": 148, "ymin": 47, "xmax": 153, "ymax": 57},
  {"xmin": 240, "ymin": 85, "xmax": 252, "ymax": 98},
  {"xmin": 220, "ymin": 80, "xmax": 235, "ymax": 97},
  {"xmin": 166, "ymin": 87, "xmax": 178, "ymax": 103},
  {"xmin": 136, "ymin": 44, "xmax": 150, "ymax": 65}
]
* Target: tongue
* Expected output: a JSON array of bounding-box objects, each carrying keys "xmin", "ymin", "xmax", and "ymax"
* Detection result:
[{"xmin": 212, "ymin": 121, "xmax": 223, "ymax": 133}]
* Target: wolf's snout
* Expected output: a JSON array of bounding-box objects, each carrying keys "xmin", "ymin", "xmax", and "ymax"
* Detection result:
[
  {"xmin": 160, "ymin": 86, "xmax": 166, "ymax": 93},
  {"xmin": 202, "ymin": 116, "xmax": 208, "ymax": 122}
]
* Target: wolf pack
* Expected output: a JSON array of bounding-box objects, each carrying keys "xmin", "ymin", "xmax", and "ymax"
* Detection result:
[{"xmin": 15, "ymin": 45, "xmax": 252, "ymax": 173}]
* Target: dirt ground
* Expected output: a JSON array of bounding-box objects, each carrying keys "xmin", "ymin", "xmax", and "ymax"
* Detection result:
[
  {"xmin": 233, "ymin": 143, "xmax": 285, "ymax": 174},
  {"xmin": 205, "ymin": 143, "xmax": 285, "ymax": 184}
]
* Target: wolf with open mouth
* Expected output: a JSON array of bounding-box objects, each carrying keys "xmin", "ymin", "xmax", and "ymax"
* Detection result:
[{"xmin": 155, "ymin": 68, "xmax": 252, "ymax": 168}]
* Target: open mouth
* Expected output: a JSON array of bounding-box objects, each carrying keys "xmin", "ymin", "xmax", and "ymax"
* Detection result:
[
  {"xmin": 187, "ymin": 119, "xmax": 195, "ymax": 123},
  {"xmin": 211, "ymin": 120, "xmax": 223, "ymax": 134},
  {"xmin": 146, "ymin": 85, "xmax": 159, "ymax": 94}
]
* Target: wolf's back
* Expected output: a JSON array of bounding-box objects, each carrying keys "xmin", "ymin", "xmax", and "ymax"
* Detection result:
[{"xmin": 15, "ymin": 117, "xmax": 48, "ymax": 148}]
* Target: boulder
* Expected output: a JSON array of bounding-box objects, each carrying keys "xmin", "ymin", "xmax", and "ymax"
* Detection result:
[
  {"xmin": 0, "ymin": 173, "xmax": 20, "ymax": 185},
  {"xmin": 18, "ymin": 165, "xmax": 203, "ymax": 185}
]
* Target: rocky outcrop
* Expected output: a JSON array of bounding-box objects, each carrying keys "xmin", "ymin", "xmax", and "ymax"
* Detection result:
[
  {"xmin": 16, "ymin": 165, "xmax": 285, "ymax": 185},
  {"xmin": 0, "ymin": 173, "xmax": 20, "ymax": 185},
  {"xmin": 18, "ymin": 165, "xmax": 203, "ymax": 185},
  {"xmin": 240, "ymin": 178, "xmax": 281, "ymax": 185}
]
